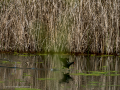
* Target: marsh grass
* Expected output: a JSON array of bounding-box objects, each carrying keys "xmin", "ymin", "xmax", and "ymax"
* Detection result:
[{"xmin": 0, "ymin": 0, "xmax": 120, "ymax": 54}]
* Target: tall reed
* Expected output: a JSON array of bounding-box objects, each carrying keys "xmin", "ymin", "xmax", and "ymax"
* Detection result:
[{"xmin": 0, "ymin": 0, "xmax": 120, "ymax": 54}]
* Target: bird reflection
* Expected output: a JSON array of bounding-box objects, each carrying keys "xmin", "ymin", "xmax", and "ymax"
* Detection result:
[
  {"xmin": 60, "ymin": 58, "xmax": 74, "ymax": 69},
  {"xmin": 59, "ymin": 73, "xmax": 73, "ymax": 83}
]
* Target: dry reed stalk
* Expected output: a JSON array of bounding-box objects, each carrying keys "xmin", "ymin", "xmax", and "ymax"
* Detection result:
[{"xmin": 0, "ymin": 0, "xmax": 120, "ymax": 54}]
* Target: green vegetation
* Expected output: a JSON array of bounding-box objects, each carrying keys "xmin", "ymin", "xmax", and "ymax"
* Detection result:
[
  {"xmin": 1, "ymin": 61, "xmax": 9, "ymax": 64},
  {"xmin": 71, "ymin": 71, "xmax": 120, "ymax": 76},
  {"xmin": 23, "ymin": 74, "xmax": 32, "ymax": 76},
  {"xmin": 0, "ymin": 81, "xmax": 4, "ymax": 83}
]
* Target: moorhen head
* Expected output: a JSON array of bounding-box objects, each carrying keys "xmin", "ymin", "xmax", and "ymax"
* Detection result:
[{"xmin": 60, "ymin": 58, "xmax": 75, "ymax": 69}]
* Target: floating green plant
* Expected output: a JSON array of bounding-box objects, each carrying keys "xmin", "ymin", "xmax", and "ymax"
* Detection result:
[
  {"xmin": 23, "ymin": 74, "xmax": 32, "ymax": 77},
  {"xmin": 86, "ymin": 74, "xmax": 101, "ymax": 76},
  {"xmin": 17, "ymin": 62, "xmax": 21, "ymax": 64},
  {"xmin": 69, "ymin": 67, "xmax": 74, "ymax": 69},
  {"xmin": 29, "ymin": 54, "xmax": 35, "ymax": 56},
  {"xmin": 91, "ymin": 54, "xmax": 95, "ymax": 56},
  {"xmin": 71, "ymin": 71, "xmax": 108, "ymax": 76},
  {"xmin": 23, "ymin": 73, "xmax": 32, "ymax": 77},
  {"xmin": 62, "ymin": 53, "xmax": 69, "ymax": 55},
  {"xmin": 11, "ymin": 73, "xmax": 14, "ymax": 75},
  {"xmin": 19, "ymin": 54, "xmax": 28, "ymax": 56},
  {"xmin": 81, "ymin": 85, "xmax": 86, "ymax": 88},
  {"xmin": 15, "ymin": 79, "xmax": 25, "ymax": 82},
  {"xmin": 97, "ymin": 55, "xmax": 114, "ymax": 57},
  {"xmin": 89, "ymin": 81, "xmax": 102, "ymax": 84},
  {"xmin": 91, "ymin": 71, "xmax": 108, "ymax": 74},
  {"xmin": 100, "ymin": 85, "xmax": 120, "ymax": 87},
  {"xmin": 36, "ymin": 62, "xmax": 43, "ymax": 63},
  {"xmin": 15, "ymin": 79, "xmax": 21, "ymax": 81},
  {"xmin": 103, "ymin": 66, "xmax": 107, "ymax": 68},
  {"xmin": 87, "ymin": 84, "xmax": 97, "ymax": 86},
  {"xmin": 106, "ymin": 74, "xmax": 120, "ymax": 76},
  {"xmin": 101, "ymin": 55, "xmax": 114, "ymax": 57},
  {"xmin": 37, "ymin": 53, "xmax": 47, "ymax": 55},
  {"xmin": 23, "ymin": 53, "xmax": 28, "ymax": 55},
  {"xmin": 2, "ymin": 61, "xmax": 9, "ymax": 64},
  {"xmin": 66, "ymin": 86, "xmax": 71, "ymax": 88},
  {"xmin": 110, "ymin": 71, "xmax": 118, "ymax": 72},
  {"xmin": 71, "ymin": 73, "xmax": 86, "ymax": 75},
  {"xmin": 14, "ymin": 52, "xmax": 19, "ymax": 55},
  {"xmin": 100, "ymin": 85, "xmax": 106, "ymax": 87},
  {"xmin": 0, "ymin": 81, "xmax": 4, "ymax": 83}
]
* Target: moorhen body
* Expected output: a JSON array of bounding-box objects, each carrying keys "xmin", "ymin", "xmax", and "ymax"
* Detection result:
[{"xmin": 60, "ymin": 58, "xmax": 74, "ymax": 69}]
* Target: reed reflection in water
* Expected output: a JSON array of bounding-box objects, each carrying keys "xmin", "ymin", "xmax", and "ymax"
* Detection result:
[{"xmin": 0, "ymin": 54, "xmax": 120, "ymax": 90}]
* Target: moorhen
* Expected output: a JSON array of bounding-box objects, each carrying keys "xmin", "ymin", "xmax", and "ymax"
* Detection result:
[{"xmin": 60, "ymin": 58, "xmax": 74, "ymax": 69}]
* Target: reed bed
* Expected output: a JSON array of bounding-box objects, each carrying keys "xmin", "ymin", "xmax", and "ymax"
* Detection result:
[{"xmin": 0, "ymin": 0, "xmax": 120, "ymax": 54}]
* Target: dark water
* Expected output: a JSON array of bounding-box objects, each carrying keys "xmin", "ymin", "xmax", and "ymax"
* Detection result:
[{"xmin": 0, "ymin": 53, "xmax": 120, "ymax": 90}]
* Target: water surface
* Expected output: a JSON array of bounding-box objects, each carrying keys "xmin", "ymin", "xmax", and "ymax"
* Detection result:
[{"xmin": 0, "ymin": 53, "xmax": 120, "ymax": 90}]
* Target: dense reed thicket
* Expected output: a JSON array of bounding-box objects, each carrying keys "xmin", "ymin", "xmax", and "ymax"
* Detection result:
[{"xmin": 0, "ymin": 0, "xmax": 120, "ymax": 54}]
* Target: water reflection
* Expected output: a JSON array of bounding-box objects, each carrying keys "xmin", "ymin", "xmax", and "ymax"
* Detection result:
[
  {"xmin": 60, "ymin": 58, "xmax": 75, "ymax": 68},
  {"xmin": 59, "ymin": 73, "xmax": 74, "ymax": 83},
  {"xmin": 0, "ymin": 54, "xmax": 120, "ymax": 90}
]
